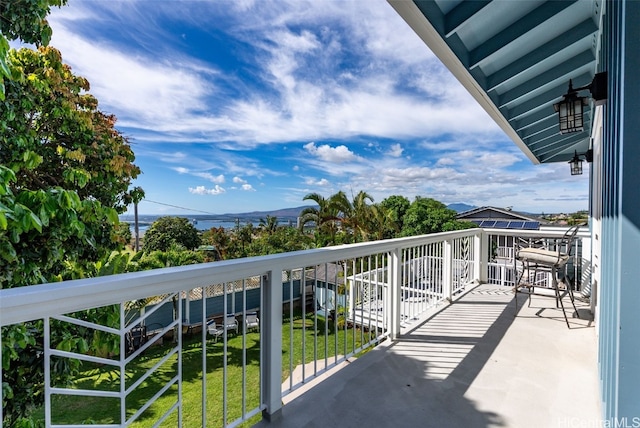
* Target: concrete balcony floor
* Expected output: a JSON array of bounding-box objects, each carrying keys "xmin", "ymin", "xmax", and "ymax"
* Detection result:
[{"xmin": 256, "ymin": 284, "xmax": 600, "ymax": 428}]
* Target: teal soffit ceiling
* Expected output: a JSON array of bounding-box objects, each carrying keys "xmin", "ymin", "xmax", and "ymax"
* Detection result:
[{"xmin": 389, "ymin": 0, "xmax": 604, "ymax": 164}]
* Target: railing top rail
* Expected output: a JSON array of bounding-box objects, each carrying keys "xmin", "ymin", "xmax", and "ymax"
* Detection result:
[
  {"xmin": 0, "ymin": 229, "xmax": 481, "ymax": 326},
  {"xmin": 0, "ymin": 226, "xmax": 588, "ymax": 326}
]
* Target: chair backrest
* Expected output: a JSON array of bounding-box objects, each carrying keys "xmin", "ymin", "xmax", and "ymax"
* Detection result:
[
  {"xmin": 225, "ymin": 314, "xmax": 237, "ymax": 327},
  {"xmin": 246, "ymin": 312, "xmax": 258, "ymax": 325},
  {"xmin": 560, "ymin": 224, "xmax": 581, "ymax": 257}
]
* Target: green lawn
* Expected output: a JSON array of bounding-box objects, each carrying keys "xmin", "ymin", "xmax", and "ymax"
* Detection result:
[{"xmin": 38, "ymin": 310, "xmax": 372, "ymax": 427}]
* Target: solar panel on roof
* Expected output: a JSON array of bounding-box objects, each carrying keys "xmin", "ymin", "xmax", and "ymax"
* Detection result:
[{"xmin": 475, "ymin": 219, "xmax": 540, "ymax": 229}]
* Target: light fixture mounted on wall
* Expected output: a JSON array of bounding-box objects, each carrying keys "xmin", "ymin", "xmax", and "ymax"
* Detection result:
[
  {"xmin": 568, "ymin": 149, "xmax": 593, "ymax": 176},
  {"xmin": 554, "ymin": 72, "xmax": 608, "ymax": 134},
  {"xmin": 569, "ymin": 151, "xmax": 583, "ymax": 175}
]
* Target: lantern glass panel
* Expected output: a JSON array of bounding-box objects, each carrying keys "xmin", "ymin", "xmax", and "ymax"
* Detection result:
[
  {"xmin": 558, "ymin": 96, "xmax": 585, "ymax": 134},
  {"xmin": 570, "ymin": 159, "xmax": 583, "ymax": 175}
]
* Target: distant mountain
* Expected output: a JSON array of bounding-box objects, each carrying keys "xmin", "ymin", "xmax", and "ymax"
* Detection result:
[
  {"xmin": 125, "ymin": 205, "xmax": 316, "ymax": 224},
  {"xmin": 447, "ymin": 203, "xmax": 477, "ymax": 213},
  {"xmin": 222, "ymin": 205, "xmax": 315, "ymax": 220}
]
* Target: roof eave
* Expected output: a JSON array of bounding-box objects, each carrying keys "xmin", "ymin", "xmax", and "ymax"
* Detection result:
[{"xmin": 388, "ymin": 0, "xmax": 540, "ymax": 165}]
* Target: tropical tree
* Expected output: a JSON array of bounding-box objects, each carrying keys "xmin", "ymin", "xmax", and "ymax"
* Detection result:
[
  {"xmin": 367, "ymin": 203, "xmax": 400, "ymax": 240},
  {"xmin": 0, "ymin": 0, "xmax": 67, "ymax": 99},
  {"xmin": 380, "ymin": 195, "xmax": 410, "ymax": 233},
  {"xmin": 3, "ymin": 47, "xmax": 140, "ymax": 210},
  {"xmin": 401, "ymin": 197, "xmax": 470, "ymax": 236},
  {"xmin": 137, "ymin": 244, "xmax": 204, "ymax": 269},
  {"xmin": 201, "ymin": 226, "xmax": 231, "ymax": 259},
  {"xmin": 143, "ymin": 216, "xmax": 201, "ymax": 252},
  {"xmin": 300, "ymin": 190, "xmax": 383, "ymax": 244},
  {"xmin": 1, "ymin": 24, "xmax": 141, "ymax": 424},
  {"xmin": 258, "ymin": 215, "xmax": 279, "ymax": 235},
  {"xmin": 235, "ymin": 222, "xmax": 255, "ymax": 255},
  {"xmin": 247, "ymin": 226, "xmax": 312, "ymax": 256},
  {"xmin": 114, "ymin": 222, "xmax": 133, "ymax": 247},
  {"xmin": 342, "ymin": 190, "xmax": 375, "ymax": 241},
  {"xmin": 299, "ymin": 192, "xmax": 342, "ymax": 246}
]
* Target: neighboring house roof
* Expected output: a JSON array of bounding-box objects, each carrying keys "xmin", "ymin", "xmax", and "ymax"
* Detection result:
[
  {"xmin": 457, "ymin": 206, "xmax": 540, "ymax": 221},
  {"xmin": 457, "ymin": 206, "xmax": 543, "ymax": 230},
  {"xmin": 305, "ymin": 263, "xmax": 345, "ymax": 285}
]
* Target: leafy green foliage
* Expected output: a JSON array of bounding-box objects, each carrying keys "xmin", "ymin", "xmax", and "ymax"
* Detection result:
[
  {"xmin": 299, "ymin": 190, "xmax": 395, "ymax": 245},
  {"xmin": 143, "ymin": 217, "xmax": 201, "ymax": 252},
  {"xmin": 201, "ymin": 226, "xmax": 231, "ymax": 259},
  {"xmin": 299, "ymin": 192, "xmax": 353, "ymax": 246},
  {"xmin": 113, "ymin": 222, "xmax": 132, "ymax": 247},
  {"xmin": 380, "ymin": 195, "xmax": 410, "ymax": 232},
  {"xmin": 1, "ymin": 47, "xmax": 141, "ymax": 212},
  {"xmin": 1, "ymin": 45, "xmax": 141, "ymax": 425},
  {"xmin": 243, "ymin": 225, "xmax": 312, "ymax": 257},
  {"xmin": 0, "ymin": 45, "xmax": 142, "ymax": 288},
  {"xmin": 0, "ymin": 0, "xmax": 68, "ymax": 99},
  {"xmin": 137, "ymin": 245, "xmax": 204, "ymax": 269},
  {"xmin": 299, "ymin": 191, "xmax": 476, "ymax": 244},
  {"xmin": 201, "ymin": 220, "xmax": 312, "ymax": 260},
  {"xmin": 401, "ymin": 196, "xmax": 473, "ymax": 236}
]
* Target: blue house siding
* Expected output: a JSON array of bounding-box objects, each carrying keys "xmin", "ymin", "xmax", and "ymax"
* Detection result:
[{"xmin": 598, "ymin": 1, "xmax": 640, "ymax": 420}]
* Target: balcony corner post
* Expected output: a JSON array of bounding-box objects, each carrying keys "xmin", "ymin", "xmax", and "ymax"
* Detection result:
[
  {"xmin": 443, "ymin": 239, "xmax": 453, "ymax": 301},
  {"xmin": 474, "ymin": 230, "xmax": 489, "ymax": 283},
  {"xmin": 261, "ymin": 268, "xmax": 283, "ymax": 422},
  {"xmin": 389, "ymin": 247, "xmax": 403, "ymax": 340}
]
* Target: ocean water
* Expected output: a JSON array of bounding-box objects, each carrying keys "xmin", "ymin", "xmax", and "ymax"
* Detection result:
[{"xmin": 126, "ymin": 219, "xmax": 296, "ymax": 233}]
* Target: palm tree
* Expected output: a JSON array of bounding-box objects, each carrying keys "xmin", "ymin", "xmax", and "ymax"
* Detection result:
[
  {"xmin": 329, "ymin": 190, "xmax": 375, "ymax": 242},
  {"xmin": 258, "ymin": 215, "xmax": 279, "ymax": 235},
  {"xmin": 201, "ymin": 226, "xmax": 230, "ymax": 259},
  {"xmin": 300, "ymin": 190, "xmax": 380, "ymax": 245},
  {"xmin": 347, "ymin": 190, "xmax": 375, "ymax": 241},
  {"xmin": 367, "ymin": 204, "xmax": 399, "ymax": 240},
  {"xmin": 236, "ymin": 223, "xmax": 254, "ymax": 253},
  {"xmin": 300, "ymin": 192, "xmax": 342, "ymax": 246}
]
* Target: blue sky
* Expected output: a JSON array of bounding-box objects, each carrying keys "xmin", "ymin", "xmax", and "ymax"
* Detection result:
[{"xmin": 41, "ymin": 0, "xmax": 588, "ymax": 215}]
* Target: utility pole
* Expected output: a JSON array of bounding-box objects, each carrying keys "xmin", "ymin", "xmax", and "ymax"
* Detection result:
[{"xmin": 134, "ymin": 201, "xmax": 140, "ymax": 251}]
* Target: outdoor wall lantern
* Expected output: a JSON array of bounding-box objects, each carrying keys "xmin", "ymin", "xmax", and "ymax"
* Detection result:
[
  {"xmin": 554, "ymin": 72, "xmax": 608, "ymax": 134},
  {"xmin": 569, "ymin": 151, "xmax": 584, "ymax": 175},
  {"xmin": 568, "ymin": 149, "xmax": 593, "ymax": 176}
]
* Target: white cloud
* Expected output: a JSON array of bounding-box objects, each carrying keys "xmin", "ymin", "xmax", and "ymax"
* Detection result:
[
  {"xmin": 189, "ymin": 185, "xmax": 226, "ymax": 195},
  {"xmin": 47, "ymin": 1, "xmax": 502, "ymax": 147},
  {"xmin": 172, "ymin": 167, "xmax": 225, "ymax": 183},
  {"xmin": 388, "ymin": 143, "xmax": 403, "ymax": 157},
  {"xmin": 436, "ymin": 157, "xmax": 456, "ymax": 166},
  {"xmin": 241, "ymin": 184, "xmax": 256, "ymax": 191},
  {"xmin": 476, "ymin": 152, "xmax": 521, "ymax": 168},
  {"xmin": 269, "ymin": 29, "xmax": 319, "ymax": 53},
  {"xmin": 49, "ymin": 24, "xmax": 214, "ymax": 131},
  {"xmin": 193, "ymin": 172, "xmax": 225, "ymax": 183},
  {"xmin": 304, "ymin": 142, "xmax": 359, "ymax": 163},
  {"xmin": 158, "ymin": 152, "xmax": 189, "ymax": 163},
  {"xmin": 48, "ymin": 1, "xmax": 589, "ymax": 215},
  {"xmin": 305, "ymin": 177, "xmax": 330, "ymax": 186}
]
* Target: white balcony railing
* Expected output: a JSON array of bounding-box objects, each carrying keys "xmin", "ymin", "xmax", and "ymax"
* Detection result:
[{"xmin": 0, "ymin": 227, "xmax": 589, "ymax": 427}]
